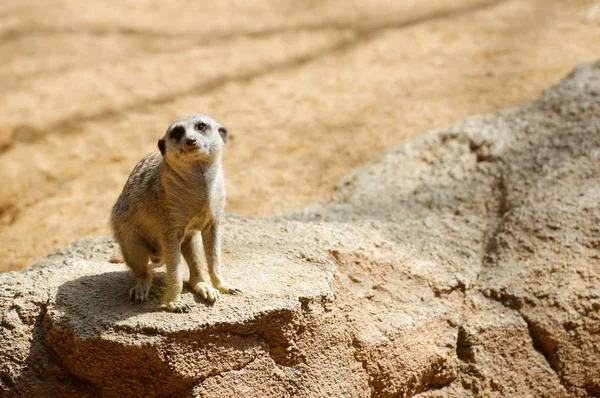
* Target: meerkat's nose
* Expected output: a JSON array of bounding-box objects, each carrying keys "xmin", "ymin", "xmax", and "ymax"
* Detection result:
[{"xmin": 186, "ymin": 137, "xmax": 197, "ymax": 146}]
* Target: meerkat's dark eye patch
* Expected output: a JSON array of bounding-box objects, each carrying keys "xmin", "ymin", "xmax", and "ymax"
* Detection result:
[
  {"xmin": 218, "ymin": 127, "xmax": 228, "ymax": 143},
  {"xmin": 170, "ymin": 126, "xmax": 185, "ymax": 141},
  {"xmin": 195, "ymin": 122, "xmax": 207, "ymax": 132}
]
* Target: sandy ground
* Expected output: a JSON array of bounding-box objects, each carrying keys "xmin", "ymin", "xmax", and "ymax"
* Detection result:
[{"xmin": 0, "ymin": 0, "xmax": 599, "ymax": 272}]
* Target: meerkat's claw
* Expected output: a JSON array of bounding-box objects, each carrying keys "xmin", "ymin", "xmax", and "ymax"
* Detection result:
[
  {"xmin": 216, "ymin": 282, "xmax": 242, "ymax": 295},
  {"xmin": 162, "ymin": 301, "xmax": 192, "ymax": 313},
  {"xmin": 192, "ymin": 282, "xmax": 220, "ymax": 303},
  {"xmin": 176, "ymin": 303, "xmax": 192, "ymax": 313},
  {"xmin": 129, "ymin": 280, "xmax": 152, "ymax": 302}
]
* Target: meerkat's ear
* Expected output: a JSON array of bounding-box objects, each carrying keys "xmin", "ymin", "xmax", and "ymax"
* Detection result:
[
  {"xmin": 158, "ymin": 138, "xmax": 166, "ymax": 155},
  {"xmin": 218, "ymin": 126, "xmax": 228, "ymax": 143}
]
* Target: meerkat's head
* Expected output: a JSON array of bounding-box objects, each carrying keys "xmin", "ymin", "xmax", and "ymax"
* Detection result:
[{"xmin": 158, "ymin": 114, "xmax": 227, "ymax": 164}]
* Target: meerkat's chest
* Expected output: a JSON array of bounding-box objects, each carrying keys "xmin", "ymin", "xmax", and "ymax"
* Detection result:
[
  {"xmin": 178, "ymin": 192, "xmax": 222, "ymax": 234},
  {"xmin": 163, "ymin": 165, "xmax": 224, "ymax": 233}
]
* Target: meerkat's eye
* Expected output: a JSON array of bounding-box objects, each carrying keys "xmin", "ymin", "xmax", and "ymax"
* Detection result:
[
  {"xmin": 195, "ymin": 122, "xmax": 207, "ymax": 132},
  {"xmin": 171, "ymin": 126, "xmax": 184, "ymax": 140}
]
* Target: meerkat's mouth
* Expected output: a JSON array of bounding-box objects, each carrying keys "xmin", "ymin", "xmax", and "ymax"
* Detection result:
[{"xmin": 180, "ymin": 144, "xmax": 210, "ymax": 156}]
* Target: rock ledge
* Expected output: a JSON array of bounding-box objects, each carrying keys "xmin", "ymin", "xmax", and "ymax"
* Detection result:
[{"xmin": 2, "ymin": 62, "xmax": 600, "ymax": 397}]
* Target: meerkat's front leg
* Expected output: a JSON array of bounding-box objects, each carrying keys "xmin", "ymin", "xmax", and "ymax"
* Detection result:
[
  {"xmin": 202, "ymin": 221, "xmax": 241, "ymax": 295},
  {"xmin": 121, "ymin": 240, "xmax": 153, "ymax": 303},
  {"xmin": 182, "ymin": 232, "xmax": 221, "ymax": 302},
  {"xmin": 161, "ymin": 232, "xmax": 191, "ymax": 313}
]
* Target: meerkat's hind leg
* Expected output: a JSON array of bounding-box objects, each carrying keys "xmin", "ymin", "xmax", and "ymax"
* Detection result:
[
  {"xmin": 121, "ymin": 240, "xmax": 153, "ymax": 303},
  {"xmin": 182, "ymin": 233, "xmax": 221, "ymax": 303}
]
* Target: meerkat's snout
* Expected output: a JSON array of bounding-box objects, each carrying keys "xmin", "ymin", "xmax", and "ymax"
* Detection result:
[
  {"xmin": 185, "ymin": 137, "xmax": 197, "ymax": 147},
  {"xmin": 184, "ymin": 134, "xmax": 207, "ymax": 154}
]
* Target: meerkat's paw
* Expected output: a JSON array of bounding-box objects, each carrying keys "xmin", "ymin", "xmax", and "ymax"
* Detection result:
[
  {"xmin": 129, "ymin": 278, "xmax": 152, "ymax": 303},
  {"xmin": 161, "ymin": 301, "xmax": 192, "ymax": 313},
  {"xmin": 215, "ymin": 281, "xmax": 242, "ymax": 295},
  {"xmin": 191, "ymin": 281, "xmax": 220, "ymax": 303}
]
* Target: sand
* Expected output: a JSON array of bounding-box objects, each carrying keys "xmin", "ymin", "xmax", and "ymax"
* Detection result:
[{"xmin": 1, "ymin": 0, "xmax": 600, "ymax": 271}]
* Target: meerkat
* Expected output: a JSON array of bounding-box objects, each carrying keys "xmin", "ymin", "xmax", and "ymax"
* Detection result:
[{"xmin": 110, "ymin": 114, "xmax": 240, "ymax": 313}]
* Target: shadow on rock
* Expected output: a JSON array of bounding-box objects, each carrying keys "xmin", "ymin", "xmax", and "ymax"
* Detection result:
[{"xmin": 52, "ymin": 270, "xmax": 169, "ymax": 329}]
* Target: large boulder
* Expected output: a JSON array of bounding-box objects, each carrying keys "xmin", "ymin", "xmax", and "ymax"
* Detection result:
[{"xmin": 2, "ymin": 62, "xmax": 599, "ymax": 397}]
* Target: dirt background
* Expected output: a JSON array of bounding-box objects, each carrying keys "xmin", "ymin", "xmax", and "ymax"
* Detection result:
[{"xmin": 1, "ymin": 0, "xmax": 600, "ymax": 272}]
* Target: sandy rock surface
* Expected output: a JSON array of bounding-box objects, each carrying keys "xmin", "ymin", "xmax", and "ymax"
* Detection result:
[
  {"xmin": 1, "ymin": 63, "xmax": 599, "ymax": 397},
  {"xmin": 2, "ymin": 0, "xmax": 600, "ymax": 271}
]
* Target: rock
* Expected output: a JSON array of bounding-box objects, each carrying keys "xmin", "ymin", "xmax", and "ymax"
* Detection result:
[{"xmin": 2, "ymin": 62, "xmax": 600, "ymax": 397}]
